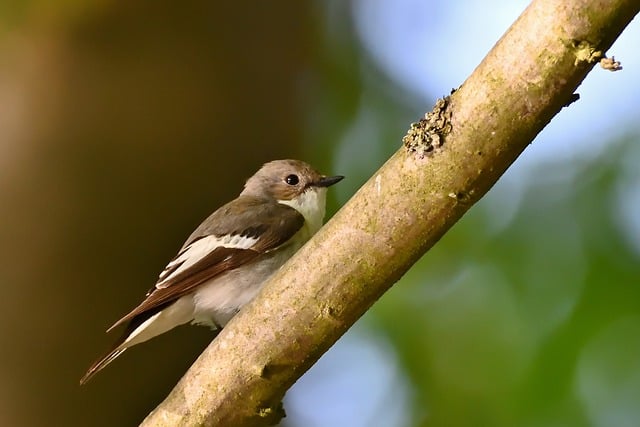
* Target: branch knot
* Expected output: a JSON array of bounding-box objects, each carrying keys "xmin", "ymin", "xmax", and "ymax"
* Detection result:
[{"xmin": 403, "ymin": 97, "xmax": 452, "ymax": 158}]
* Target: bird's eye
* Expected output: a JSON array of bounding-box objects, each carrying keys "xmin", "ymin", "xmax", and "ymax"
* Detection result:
[{"xmin": 285, "ymin": 174, "xmax": 299, "ymax": 185}]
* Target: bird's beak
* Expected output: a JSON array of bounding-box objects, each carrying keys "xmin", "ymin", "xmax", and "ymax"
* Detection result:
[{"xmin": 316, "ymin": 175, "xmax": 344, "ymax": 188}]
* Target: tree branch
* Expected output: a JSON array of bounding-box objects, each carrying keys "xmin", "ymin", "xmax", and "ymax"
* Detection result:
[{"xmin": 141, "ymin": 0, "xmax": 639, "ymax": 425}]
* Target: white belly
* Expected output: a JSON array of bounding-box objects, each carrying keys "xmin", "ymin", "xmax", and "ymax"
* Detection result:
[{"xmin": 192, "ymin": 239, "xmax": 303, "ymax": 327}]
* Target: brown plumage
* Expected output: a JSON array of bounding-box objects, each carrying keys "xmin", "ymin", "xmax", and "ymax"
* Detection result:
[{"xmin": 80, "ymin": 160, "xmax": 343, "ymax": 384}]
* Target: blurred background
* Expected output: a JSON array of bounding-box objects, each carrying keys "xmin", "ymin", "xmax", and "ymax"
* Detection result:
[{"xmin": 0, "ymin": 1, "xmax": 638, "ymax": 426}]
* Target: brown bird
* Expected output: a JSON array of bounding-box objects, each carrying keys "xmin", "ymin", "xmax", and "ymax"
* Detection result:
[{"xmin": 80, "ymin": 159, "xmax": 343, "ymax": 384}]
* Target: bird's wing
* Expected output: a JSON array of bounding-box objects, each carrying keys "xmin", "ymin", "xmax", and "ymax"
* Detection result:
[{"xmin": 107, "ymin": 197, "xmax": 305, "ymax": 332}]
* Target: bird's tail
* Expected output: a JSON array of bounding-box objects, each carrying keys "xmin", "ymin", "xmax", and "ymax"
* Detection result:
[
  {"xmin": 80, "ymin": 346, "xmax": 127, "ymax": 385},
  {"xmin": 80, "ymin": 299, "xmax": 192, "ymax": 385}
]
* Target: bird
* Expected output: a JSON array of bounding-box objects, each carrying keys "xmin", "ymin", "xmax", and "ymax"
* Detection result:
[{"xmin": 80, "ymin": 159, "xmax": 343, "ymax": 384}]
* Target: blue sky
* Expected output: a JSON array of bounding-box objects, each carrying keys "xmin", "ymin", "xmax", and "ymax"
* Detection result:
[{"xmin": 353, "ymin": 0, "xmax": 640, "ymax": 166}]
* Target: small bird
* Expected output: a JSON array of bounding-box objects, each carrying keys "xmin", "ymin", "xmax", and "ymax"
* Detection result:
[{"xmin": 80, "ymin": 159, "xmax": 343, "ymax": 384}]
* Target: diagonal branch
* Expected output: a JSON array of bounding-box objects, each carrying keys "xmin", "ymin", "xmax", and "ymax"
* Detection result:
[{"xmin": 141, "ymin": 0, "xmax": 639, "ymax": 425}]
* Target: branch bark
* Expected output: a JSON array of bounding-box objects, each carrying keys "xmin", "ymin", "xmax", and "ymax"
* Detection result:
[{"xmin": 141, "ymin": 0, "xmax": 639, "ymax": 425}]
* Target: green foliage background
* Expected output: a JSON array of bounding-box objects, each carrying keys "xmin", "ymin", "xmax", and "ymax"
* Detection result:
[{"xmin": 0, "ymin": 1, "xmax": 637, "ymax": 426}]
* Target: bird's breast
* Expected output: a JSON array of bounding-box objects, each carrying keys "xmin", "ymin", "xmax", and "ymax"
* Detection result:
[{"xmin": 191, "ymin": 242, "xmax": 302, "ymax": 328}]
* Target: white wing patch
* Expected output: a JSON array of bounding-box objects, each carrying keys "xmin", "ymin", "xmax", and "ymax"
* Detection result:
[{"xmin": 156, "ymin": 233, "xmax": 259, "ymax": 288}]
